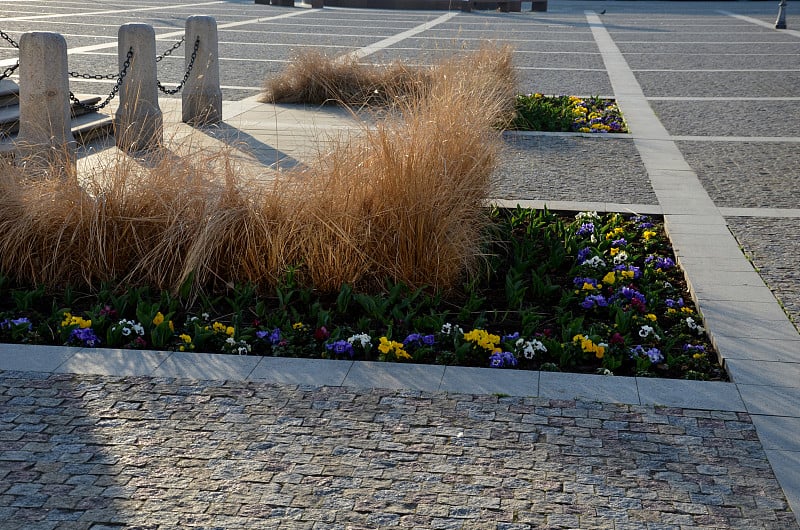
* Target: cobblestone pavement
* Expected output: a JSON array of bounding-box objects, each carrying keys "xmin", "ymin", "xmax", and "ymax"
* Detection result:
[
  {"xmin": 1, "ymin": 372, "xmax": 797, "ymax": 530},
  {"xmin": 725, "ymin": 217, "xmax": 800, "ymax": 329},
  {"xmin": 494, "ymin": 135, "xmax": 655, "ymax": 205}
]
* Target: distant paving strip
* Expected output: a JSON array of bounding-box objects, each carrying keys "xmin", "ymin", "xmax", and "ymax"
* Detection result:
[
  {"xmin": 624, "ymin": 53, "xmax": 800, "ymax": 71},
  {"xmin": 0, "ymin": 372, "xmax": 796, "ymax": 530}
]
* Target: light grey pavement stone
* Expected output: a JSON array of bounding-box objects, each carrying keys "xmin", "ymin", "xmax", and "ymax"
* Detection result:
[
  {"xmin": 152, "ymin": 351, "xmax": 260, "ymax": 380},
  {"xmin": 248, "ymin": 357, "xmax": 352, "ymax": 386},
  {"xmin": 538, "ymin": 372, "xmax": 639, "ymax": 405},
  {"xmin": 765, "ymin": 450, "xmax": 800, "ymax": 528},
  {"xmin": 727, "ymin": 358, "xmax": 800, "ymax": 388},
  {"xmin": 52, "ymin": 349, "xmax": 169, "ymax": 377},
  {"xmin": 438, "ymin": 366, "xmax": 538, "ymax": 396},
  {"xmin": 738, "ymin": 384, "xmax": 800, "ymax": 417},
  {"xmin": 713, "ymin": 335, "xmax": 800, "ymax": 364},
  {"xmin": 637, "ymin": 378, "xmax": 745, "ymax": 412},
  {"xmin": 0, "ymin": 345, "xmax": 80, "ymax": 373},
  {"xmin": 752, "ymin": 415, "xmax": 800, "ymax": 451},
  {"xmin": 342, "ymin": 361, "xmax": 445, "ymax": 391}
]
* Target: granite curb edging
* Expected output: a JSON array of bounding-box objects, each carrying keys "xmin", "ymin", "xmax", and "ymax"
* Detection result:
[{"xmin": 0, "ymin": 343, "xmax": 748, "ymax": 413}]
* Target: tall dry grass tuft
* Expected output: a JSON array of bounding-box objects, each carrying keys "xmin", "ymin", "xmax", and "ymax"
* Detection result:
[
  {"xmin": 0, "ymin": 44, "xmax": 516, "ymax": 295},
  {"xmin": 274, "ymin": 44, "xmax": 517, "ymax": 291},
  {"xmin": 0, "ymin": 150, "xmax": 212, "ymax": 290},
  {"xmin": 260, "ymin": 49, "xmax": 432, "ymax": 107}
]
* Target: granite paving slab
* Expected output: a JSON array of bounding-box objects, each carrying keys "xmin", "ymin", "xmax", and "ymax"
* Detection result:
[
  {"xmin": 53, "ymin": 349, "xmax": 170, "ymax": 377},
  {"xmin": 617, "ymin": 41, "xmax": 800, "ymax": 57},
  {"xmin": 438, "ymin": 366, "xmax": 538, "ymax": 396},
  {"xmin": 0, "ymin": 372, "xmax": 796, "ymax": 530},
  {"xmin": 0, "ymin": 346, "xmax": 80, "ymax": 374}
]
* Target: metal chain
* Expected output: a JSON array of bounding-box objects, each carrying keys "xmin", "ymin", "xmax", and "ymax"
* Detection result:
[
  {"xmin": 156, "ymin": 36, "xmax": 198, "ymax": 95},
  {"xmin": 68, "ymin": 38, "xmax": 184, "ymax": 80},
  {"xmin": 156, "ymin": 36, "xmax": 184, "ymax": 63},
  {"xmin": 0, "ymin": 61, "xmax": 19, "ymax": 82},
  {"xmin": 0, "ymin": 29, "xmax": 19, "ymax": 49},
  {"xmin": 69, "ymin": 47, "xmax": 133, "ymax": 112},
  {"xmin": 0, "ymin": 30, "xmax": 20, "ymax": 82},
  {"xmin": 69, "ymin": 70, "xmax": 119, "ymax": 80}
]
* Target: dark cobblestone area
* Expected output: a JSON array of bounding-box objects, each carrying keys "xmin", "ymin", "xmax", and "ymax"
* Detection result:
[
  {"xmin": 726, "ymin": 217, "xmax": 800, "ymax": 329},
  {"xmin": 652, "ymin": 101, "xmax": 800, "ymax": 138},
  {"xmin": 678, "ymin": 141, "xmax": 800, "ymax": 209},
  {"xmin": 618, "ymin": 42, "xmax": 800, "ymax": 58},
  {"xmin": 493, "ymin": 134, "xmax": 656, "ymax": 204},
  {"xmin": 624, "ymin": 52, "xmax": 800, "ymax": 71},
  {"xmin": 1, "ymin": 372, "xmax": 795, "ymax": 530},
  {"xmin": 635, "ymin": 71, "xmax": 800, "ymax": 98}
]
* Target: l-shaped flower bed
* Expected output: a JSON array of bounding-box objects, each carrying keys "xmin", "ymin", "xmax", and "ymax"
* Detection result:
[{"xmin": 0, "ymin": 208, "xmax": 724, "ymax": 381}]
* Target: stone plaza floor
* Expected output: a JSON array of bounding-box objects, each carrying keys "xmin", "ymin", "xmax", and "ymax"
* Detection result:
[{"xmin": 1, "ymin": 0, "xmax": 800, "ymax": 528}]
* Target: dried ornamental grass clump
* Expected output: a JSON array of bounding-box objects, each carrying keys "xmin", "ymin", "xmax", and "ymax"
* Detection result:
[
  {"xmin": 286, "ymin": 45, "xmax": 516, "ymax": 291},
  {"xmin": 260, "ymin": 48, "xmax": 432, "ymax": 107},
  {"xmin": 0, "ymin": 44, "xmax": 517, "ymax": 296}
]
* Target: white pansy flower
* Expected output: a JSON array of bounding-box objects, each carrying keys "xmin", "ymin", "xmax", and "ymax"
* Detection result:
[
  {"xmin": 348, "ymin": 333, "xmax": 372, "ymax": 348},
  {"xmin": 583, "ymin": 256, "xmax": 606, "ymax": 269}
]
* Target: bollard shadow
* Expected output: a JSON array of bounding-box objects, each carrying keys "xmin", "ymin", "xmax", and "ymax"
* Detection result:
[{"xmin": 192, "ymin": 121, "xmax": 307, "ymax": 171}]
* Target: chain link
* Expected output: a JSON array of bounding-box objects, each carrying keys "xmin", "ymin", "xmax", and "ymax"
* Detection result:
[
  {"xmin": 0, "ymin": 29, "xmax": 19, "ymax": 49},
  {"xmin": 0, "ymin": 61, "xmax": 19, "ymax": 82},
  {"xmin": 156, "ymin": 36, "xmax": 184, "ymax": 63},
  {"xmin": 157, "ymin": 37, "xmax": 198, "ymax": 95},
  {"xmin": 69, "ymin": 70, "xmax": 119, "ymax": 80},
  {"xmin": 0, "ymin": 29, "xmax": 20, "ymax": 82},
  {"xmin": 69, "ymin": 47, "xmax": 133, "ymax": 112},
  {"xmin": 68, "ymin": 38, "xmax": 184, "ymax": 80}
]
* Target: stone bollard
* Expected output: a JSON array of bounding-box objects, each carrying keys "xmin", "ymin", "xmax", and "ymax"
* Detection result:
[
  {"xmin": 182, "ymin": 16, "xmax": 222, "ymax": 125},
  {"xmin": 15, "ymin": 32, "xmax": 76, "ymax": 177},
  {"xmin": 115, "ymin": 23, "xmax": 162, "ymax": 152}
]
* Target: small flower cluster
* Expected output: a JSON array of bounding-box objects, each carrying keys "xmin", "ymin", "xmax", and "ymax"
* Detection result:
[{"xmin": 569, "ymin": 96, "xmax": 626, "ymax": 133}]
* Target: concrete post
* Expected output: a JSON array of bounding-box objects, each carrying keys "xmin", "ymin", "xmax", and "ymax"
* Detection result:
[
  {"xmin": 15, "ymin": 32, "xmax": 76, "ymax": 176},
  {"xmin": 182, "ymin": 16, "xmax": 222, "ymax": 125},
  {"xmin": 115, "ymin": 23, "xmax": 162, "ymax": 151},
  {"xmin": 776, "ymin": 0, "xmax": 787, "ymax": 29}
]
